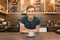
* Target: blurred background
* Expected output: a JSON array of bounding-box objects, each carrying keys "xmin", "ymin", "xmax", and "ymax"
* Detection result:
[{"xmin": 0, "ymin": 0, "xmax": 60, "ymax": 33}]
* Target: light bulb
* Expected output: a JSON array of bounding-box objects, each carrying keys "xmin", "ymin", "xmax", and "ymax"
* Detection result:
[{"xmin": 50, "ymin": 0, "xmax": 55, "ymax": 4}]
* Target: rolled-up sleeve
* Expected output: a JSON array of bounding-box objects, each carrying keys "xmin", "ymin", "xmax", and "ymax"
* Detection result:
[
  {"xmin": 35, "ymin": 18, "xmax": 40, "ymax": 25},
  {"xmin": 20, "ymin": 17, "xmax": 25, "ymax": 24}
]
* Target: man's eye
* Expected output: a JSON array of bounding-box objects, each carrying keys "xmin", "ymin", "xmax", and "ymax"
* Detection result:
[
  {"xmin": 32, "ymin": 11, "xmax": 34, "ymax": 12},
  {"xmin": 28, "ymin": 11, "xmax": 34, "ymax": 12}
]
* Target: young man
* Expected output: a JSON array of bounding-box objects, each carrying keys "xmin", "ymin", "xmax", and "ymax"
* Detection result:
[{"xmin": 20, "ymin": 5, "xmax": 40, "ymax": 33}]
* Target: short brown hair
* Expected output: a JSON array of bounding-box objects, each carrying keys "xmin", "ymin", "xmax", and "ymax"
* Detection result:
[{"xmin": 26, "ymin": 5, "xmax": 35, "ymax": 11}]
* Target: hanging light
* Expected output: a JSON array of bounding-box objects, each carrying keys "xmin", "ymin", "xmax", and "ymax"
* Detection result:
[
  {"xmin": 50, "ymin": 0, "xmax": 55, "ymax": 4},
  {"xmin": 0, "ymin": 5, "xmax": 2, "ymax": 9},
  {"xmin": 21, "ymin": 0, "xmax": 24, "ymax": 5},
  {"xmin": 41, "ymin": 0, "xmax": 44, "ymax": 4},
  {"xmin": 30, "ymin": 0, "xmax": 35, "ymax": 4}
]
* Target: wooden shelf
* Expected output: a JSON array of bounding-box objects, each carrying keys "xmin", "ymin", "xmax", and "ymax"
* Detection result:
[
  {"xmin": 44, "ymin": 12, "xmax": 60, "ymax": 15},
  {"xmin": 0, "ymin": 10, "xmax": 8, "ymax": 14}
]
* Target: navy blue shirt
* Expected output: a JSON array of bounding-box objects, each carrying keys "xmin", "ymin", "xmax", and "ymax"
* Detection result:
[{"xmin": 21, "ymin": 16, "xmax": 40, "ymax": 29}]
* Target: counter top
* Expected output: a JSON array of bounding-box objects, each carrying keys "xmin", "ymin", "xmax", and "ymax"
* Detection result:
[{"xmin": 0, "ymin": 32, "xmax": 60, "ymax": 40}]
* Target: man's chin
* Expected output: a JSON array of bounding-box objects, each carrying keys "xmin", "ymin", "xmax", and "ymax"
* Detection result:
[{"xmin": 28, "ymin": 16, "xmax": 34, "ymax": 18}]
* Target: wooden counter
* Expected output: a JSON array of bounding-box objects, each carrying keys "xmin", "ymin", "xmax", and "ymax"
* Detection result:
[{"xmin": 0, "ymin": 32, "xmax": 60, "ymax": 40}]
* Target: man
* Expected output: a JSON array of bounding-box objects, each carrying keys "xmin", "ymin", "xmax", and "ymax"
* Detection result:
[{"xmin": 20, "ymin": 5, "xmax": 40, "ymax": 33}]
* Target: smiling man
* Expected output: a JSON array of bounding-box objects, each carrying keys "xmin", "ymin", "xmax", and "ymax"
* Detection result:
[{"xmin": 20, "ymin": 5, "xmax": 40, "ymax": 33}]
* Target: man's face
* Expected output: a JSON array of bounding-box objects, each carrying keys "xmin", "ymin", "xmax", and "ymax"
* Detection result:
[{"xmin": 26, "ymin": 8, "xmax": 35, "ymax": 18}]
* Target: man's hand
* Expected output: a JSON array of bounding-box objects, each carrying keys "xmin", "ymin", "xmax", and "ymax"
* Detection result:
[{"xmin": 20, "ymin": 23, "xmax": 40, "ymax": 33}]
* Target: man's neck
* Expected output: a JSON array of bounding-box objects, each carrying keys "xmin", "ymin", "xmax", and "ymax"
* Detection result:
[{"xmin": 28, "ymin": 17, "xmax": 34, "ymax": 22}]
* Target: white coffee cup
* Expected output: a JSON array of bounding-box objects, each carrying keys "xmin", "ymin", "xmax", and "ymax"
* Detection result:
[{"xmin": 28, "ymin": 31, "xmax": 34, "ymax": 36}]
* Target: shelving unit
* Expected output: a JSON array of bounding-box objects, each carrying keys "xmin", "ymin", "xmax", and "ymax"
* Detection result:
[
  {"xmin": 0, "ymin": 0, "xmax": 60, "ymax": 14},
  {"xmin": 0, "ymin": 10, "xmax": 8, "ymax": 14},
  {"xmin": 44, "ymin": 0, "xmax": 60, "ymax": 15},
  {"xmin": 0, "ymin": 0, "xmax": 8, "ymax": 14},
  {"xmin": 55, "ymin": 0, "xmax": 60, "ymax": 12},
  {"xmin": 34, "ymin": 0, "xmax": 44, "ymax": 12},
  {"xmin": 44, "ymin": 12, "xmax": 56, "ymax": 15}
]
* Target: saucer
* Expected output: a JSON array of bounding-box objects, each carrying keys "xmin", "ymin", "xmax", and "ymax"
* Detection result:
[{"xmin": 27, "ymin": 34, "xmax": 36, "ymax": 37}]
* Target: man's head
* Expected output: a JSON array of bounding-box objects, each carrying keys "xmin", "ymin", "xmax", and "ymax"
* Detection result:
[{"xmin": 26, "ymin": 5, "xmax": 36, "ymax": 18}]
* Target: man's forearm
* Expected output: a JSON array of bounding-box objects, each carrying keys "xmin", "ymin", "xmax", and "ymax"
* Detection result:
[
  {"xmin": 20, "ymin": 29, "xmax": 29, "ymax": 33},
  {"xmin": 30, "ymin": 29, "xmax": 39, "ymax": 32},
  {"xmin": 20, "ymin": 29, "xmax": 39, "ymax": 33}
]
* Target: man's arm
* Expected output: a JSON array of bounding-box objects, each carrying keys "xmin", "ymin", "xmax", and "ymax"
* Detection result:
[
  {"xmin": 30, "ymin": 24, "xmax": 40, "ymax": 33},
  {"xmin": 20, "ymin": 23, "xmax": 30, "ymax": 33},
  {"xmin": 20, "ymin": 23, "xmax": 40, "ymax": 33}
]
